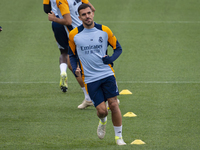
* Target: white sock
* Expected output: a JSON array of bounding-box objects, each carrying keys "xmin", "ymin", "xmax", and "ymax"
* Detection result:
[
  {"xmin": 114, "ymin": 125, "xmax": 122, "ymax": 137},
  {"xmin": 60, "ymin": 63, "xmax": 68, "ymax": 74},
  {"xmin": 82, "ymin": 87, "xmax": 91, "ymax": 101},
  {"xmin": 100, "ymin": 116, "xmax": 107, "ymax": 124}
]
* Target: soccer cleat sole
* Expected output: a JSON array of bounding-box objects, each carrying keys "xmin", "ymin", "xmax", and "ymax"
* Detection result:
[{"xmin": 61, "ymin": 86, "xmax": 68, "ymax": 92}]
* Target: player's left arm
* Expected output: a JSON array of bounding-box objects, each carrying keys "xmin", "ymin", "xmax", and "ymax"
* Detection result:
[
  {"xmin": 102, "ymin": 26, "xmax": 122, "ymax": 64},
  {"xmin": 43, "ymin": 0, "xmax": 51, "ymax": 14},
  {"xmin": 82, "ymin": 0, "xmax": 95, "ymax": 12},
  {"xmin": 48, "ymin": 0, "xmax": 72, "ymax": 25},
  {"xmin": 69, "ymin": 47, "xmax": 79, "ymax": 77}
]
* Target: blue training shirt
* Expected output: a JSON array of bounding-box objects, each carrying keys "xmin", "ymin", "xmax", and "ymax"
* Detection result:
[{"xmin": 69, "ymin": 23, "xmax": 122, "ymax": 84}]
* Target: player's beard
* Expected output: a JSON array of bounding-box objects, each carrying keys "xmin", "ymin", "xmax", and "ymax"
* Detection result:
[{"xmin": 84, "ymin": 18, "xmax": 94, "ymax": 27}]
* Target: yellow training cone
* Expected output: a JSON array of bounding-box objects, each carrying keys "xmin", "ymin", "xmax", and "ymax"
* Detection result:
[
  {"xmin": 119, "ymin": 89, "xmax": 132, "ymax": 95},
  {"xmin": 131, "ymin": 139, "xmax": 145, "ymax": 145},
  {"xmin": 123, "ymin": 112, "xmax": 137, "ymax": 117}
]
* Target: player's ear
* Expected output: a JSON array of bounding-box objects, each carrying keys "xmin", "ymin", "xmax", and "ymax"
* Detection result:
[{"xmin": 78, "ymin": 16, "xmax": 81, "ymax": 21}]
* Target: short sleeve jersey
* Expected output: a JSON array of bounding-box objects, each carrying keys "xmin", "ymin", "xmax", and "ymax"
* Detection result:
[{"xmin": 69, "ymin": 23, "xmax": 120, "ymax": 84}]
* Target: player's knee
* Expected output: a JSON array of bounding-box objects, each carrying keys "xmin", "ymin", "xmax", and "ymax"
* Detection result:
[
  {"xmin": 98, "ymin": 109, "xmax": 108, "ymax": 118},
  {"xmin": 108, "ymin": 101, "xmax": 119, "ymax": 112}
]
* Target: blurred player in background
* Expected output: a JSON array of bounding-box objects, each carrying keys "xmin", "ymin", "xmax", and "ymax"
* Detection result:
[
  {"xmin": 43, "ymin": 0, "xmax": 95, "ymax": 109},
  {"xmin": 43, "ymin": 0, "xmax": 70, "ymax": 93},
  {"xmin": 69, "ymin": 4, "xmax": 126, "ymax": 145}
]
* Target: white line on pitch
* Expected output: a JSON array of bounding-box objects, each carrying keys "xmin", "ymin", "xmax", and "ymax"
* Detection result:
[
  {"xmin": 0, "ymin": 81, "xmax": 199, "ymax": 84},
  {"xmin": 98, "ymin": 21, "xmax": 200, "ymax": 24}
]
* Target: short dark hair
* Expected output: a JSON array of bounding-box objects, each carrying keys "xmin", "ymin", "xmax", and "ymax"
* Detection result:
[{"xmin": 78, "ymin": 3, "xmax": 91, "ymax": 14}]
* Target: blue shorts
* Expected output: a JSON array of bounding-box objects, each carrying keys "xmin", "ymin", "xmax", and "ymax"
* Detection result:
[
  {"xmin": 52, "ymin": 19, "xmax": 69, "ymax": 50},
  {"xmin": 87, "ymin": 75, "xmax": 119, "ymax": 107}
]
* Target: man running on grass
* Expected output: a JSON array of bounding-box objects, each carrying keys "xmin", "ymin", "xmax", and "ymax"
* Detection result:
[{"xmin": 68, "ymin": 4, "xmax": 126, "ymax": 145}]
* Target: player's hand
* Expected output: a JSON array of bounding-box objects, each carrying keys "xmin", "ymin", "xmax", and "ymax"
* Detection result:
[
  {"xmin": 75, "ymin": 67, "xmax": 81, "ymax": 77},
  {"xmin": 102, "ymin": 55, "xmax": 113, "ymax": 64},
  {"xmin": 48, "ymin": 11, "xmax": 56, "ymax": 21}
]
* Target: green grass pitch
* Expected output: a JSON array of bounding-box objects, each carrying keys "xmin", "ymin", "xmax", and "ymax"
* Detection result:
[{"xmin": 0, "ymin": 0, "xmax": 200, "ymax": 149}]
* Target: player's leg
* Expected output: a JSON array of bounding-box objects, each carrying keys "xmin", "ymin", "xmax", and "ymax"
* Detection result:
[
  {"xmin": 104, "ymin": 76, "xmax": 126, "ymax": 145},
  {"xmin": 52, "ymin": 20, "xmax": 69, "ymax": 92},
  {"xmin": 107, "ymin": 96, "xmax": 122, "ymax": 126},
  {"xmin": 87, "ymin": 80, "xmax": 108, "ymax": 139},
  {"xmin": 96, "ymin": 101, "xmax": 108, "ymax": 139},
  {"xmin": 77, "ymin": 86, "xmax": 93, "ymax": 109},
  {"xmin": 96, "ymin": 101, "xmax": 108, "ymax": 120}
]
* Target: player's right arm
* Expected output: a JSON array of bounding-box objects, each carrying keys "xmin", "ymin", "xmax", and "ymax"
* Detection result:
[{"xmin": 68, "ymin": 28, "xmax": 79, "ymax": 76}]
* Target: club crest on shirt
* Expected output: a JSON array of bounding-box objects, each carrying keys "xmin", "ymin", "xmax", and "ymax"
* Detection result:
[{"xmin": 99, "ymin": 37, "xmax": 103, "ymax": 43}]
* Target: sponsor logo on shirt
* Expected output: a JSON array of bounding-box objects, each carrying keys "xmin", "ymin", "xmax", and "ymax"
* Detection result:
[
  {"xmin": 80, "ymin": 45, "xmax": 102, "ymax": 54},
  {"xmin": 80, "ymin": 45, "xmax": 102, "ymax": 51}
]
